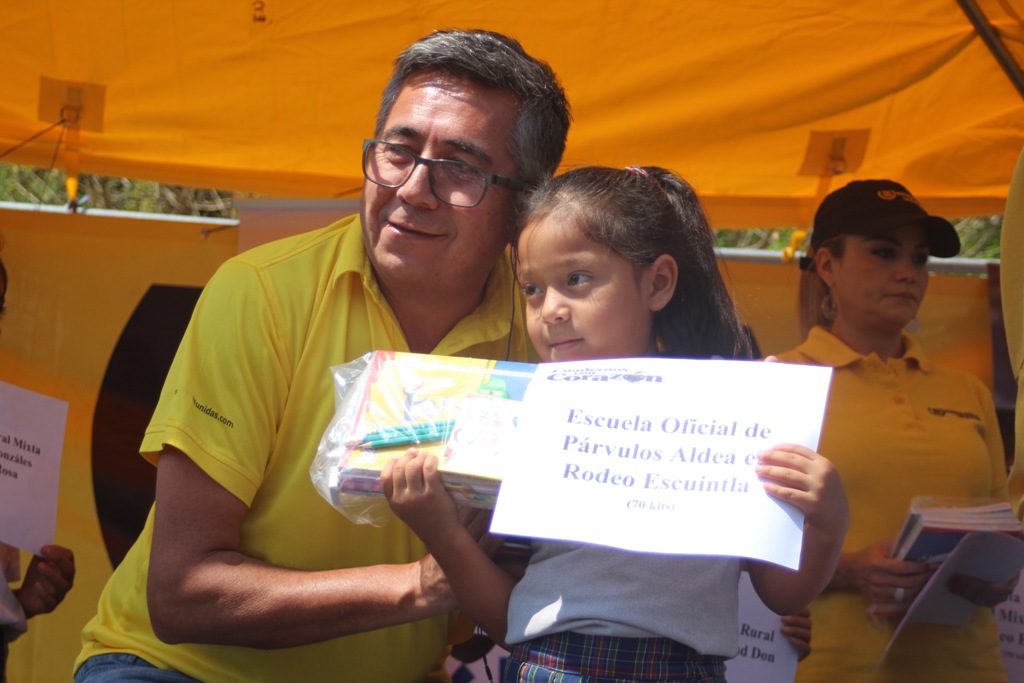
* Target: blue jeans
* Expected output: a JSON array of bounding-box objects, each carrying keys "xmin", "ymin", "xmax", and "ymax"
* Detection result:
[{"xmin": 75, "ymin": 654, "xmax": 202, "ymax": 683}]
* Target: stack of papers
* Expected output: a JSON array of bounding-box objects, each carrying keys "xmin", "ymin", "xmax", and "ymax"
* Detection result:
[
  {"xmin": 875, "ymin": 530, "xmax": 1024, "ymax": 667},
  {"xmin": 892, "ymin": 496, "xmax": 1023, "ymax": 563},
  {"xmin": 868, "ymin": 496, "xmax": 1022, "ymax": 620}
]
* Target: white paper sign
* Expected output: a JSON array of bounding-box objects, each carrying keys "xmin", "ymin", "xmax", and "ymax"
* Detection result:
[
  {"xmin": 900, "ymin": 531, "xmax": 1024, "ymax": 627},
  {"xmin": 879, "ymin": 531, "xmax": 1024, "ymax": 667},
  {"xmin": 0, "ymin": 380, "xmax": 69, "ymax": 553},
  {"xmin": 724, "ymin": 571, "xmax": 799, "ymax": 682},
  {"xmin": 491, "ymin": 358, "xmax": 832, "ymax": 569},
  {"xmin": 997, "ymin": 568, "xmax": 1024, "ymax": 680}
]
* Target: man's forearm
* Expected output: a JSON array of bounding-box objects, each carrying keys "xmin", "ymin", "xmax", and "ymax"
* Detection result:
[{"xmin": 149, "ymin": 553, "xmax": 456, "ymax": 648}]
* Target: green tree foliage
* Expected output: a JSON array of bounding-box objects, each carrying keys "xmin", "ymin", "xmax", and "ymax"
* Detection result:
[
  {"xmin": 954, "ymin": 215, "xmax": 1003, "ymax": 259},
  {"xmin": 0, "ymin": 163, "xmax": 235, "ymax": 218},
  {"xmin": 713, "ymin": 218, "xmax": 1002, "ymax": 259},
  {"xmin": 0, "ymin": 162, "xmax": 1002, "ymax": 257}
]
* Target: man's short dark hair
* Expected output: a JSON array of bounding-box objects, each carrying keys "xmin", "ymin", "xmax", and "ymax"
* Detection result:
[{"xmin": 375, "ymin": 29, "xmax": 571, "ymax": 190}]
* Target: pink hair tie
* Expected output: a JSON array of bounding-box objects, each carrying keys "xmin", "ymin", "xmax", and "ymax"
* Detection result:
[{"xmin": 625, "ymin": 165, "xmax": 649, "ymax": 177}]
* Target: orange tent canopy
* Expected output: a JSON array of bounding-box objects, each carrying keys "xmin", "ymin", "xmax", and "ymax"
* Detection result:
[{"xmin": 1, "ymin": 0, "xmax": 1021, "ymax": 227}]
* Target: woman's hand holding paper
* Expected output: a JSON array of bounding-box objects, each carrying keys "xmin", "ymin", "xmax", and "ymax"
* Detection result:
[{"xmin": 832, "ymin": 537, "xmax": 932, "ymax": 605}]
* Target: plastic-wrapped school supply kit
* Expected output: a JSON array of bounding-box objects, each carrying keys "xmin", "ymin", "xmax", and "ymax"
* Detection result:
[{"xmin": 310, "ymin": 350, "xmax": 536, "ymax": 525}]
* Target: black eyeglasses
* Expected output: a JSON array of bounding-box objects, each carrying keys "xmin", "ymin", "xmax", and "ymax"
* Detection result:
[{"xmin": 361, "ymin": 139, "xmax": 526, "ymax": 208}]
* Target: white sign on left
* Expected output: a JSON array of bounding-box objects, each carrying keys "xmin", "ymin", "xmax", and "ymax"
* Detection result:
[{"xmin": 0, "ymin": 380, "xmax": 69, "ymax": 553}]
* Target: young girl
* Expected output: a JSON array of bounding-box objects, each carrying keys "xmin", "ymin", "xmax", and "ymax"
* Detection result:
[{"xmin": 381, "ymin": 166, "xmax": 849, "ymax": 682}]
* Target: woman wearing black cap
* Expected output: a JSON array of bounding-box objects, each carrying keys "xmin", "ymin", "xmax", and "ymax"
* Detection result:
[{"xmin": 778, "ymin": 180, "xmax": 1012, "ymax": 682}]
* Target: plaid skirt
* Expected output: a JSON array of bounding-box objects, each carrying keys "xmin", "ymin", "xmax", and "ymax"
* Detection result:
[{"xmin": 502, "ymin": 631, "xmax": 727, "ymax": 683}]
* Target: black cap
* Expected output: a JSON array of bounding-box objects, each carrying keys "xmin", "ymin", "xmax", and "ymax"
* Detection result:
[{"xmin": 810, "ymin": 180, "xmax": 960, "ymax": 257}]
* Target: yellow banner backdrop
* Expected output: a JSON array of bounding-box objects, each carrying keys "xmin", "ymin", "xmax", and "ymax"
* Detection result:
[{"xmin": 0, "ymin": 204, "xmax": 237, "ymax": 682}]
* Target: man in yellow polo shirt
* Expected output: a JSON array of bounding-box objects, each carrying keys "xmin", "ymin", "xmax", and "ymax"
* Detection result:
[{"xmin": 74, "ymin": 29, "xmax": 571, "ymax": 683}]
